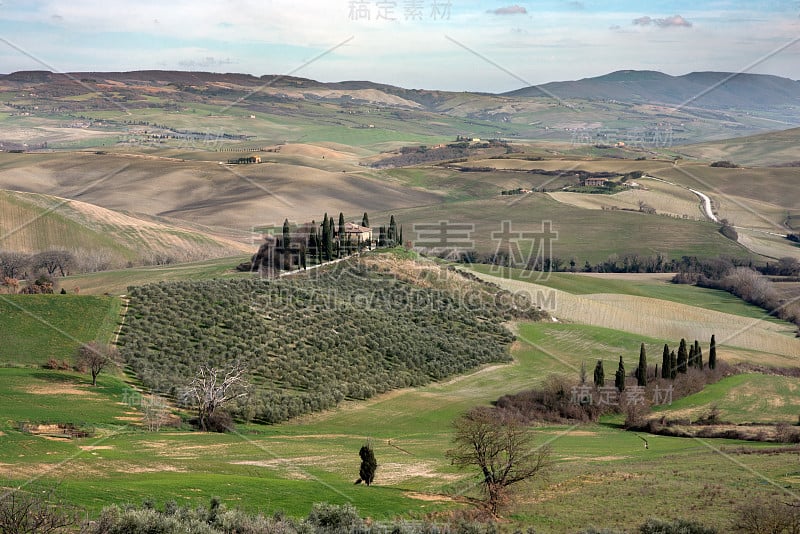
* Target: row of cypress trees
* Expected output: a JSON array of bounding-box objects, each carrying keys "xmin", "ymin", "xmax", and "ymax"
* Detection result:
[
  {"xmin": 280, "ymin": 212, "xmax": 401, "ymax": 265},
  {"xmin": 592, "ymin": 334, "xmax": 718, "ymax": 391}
]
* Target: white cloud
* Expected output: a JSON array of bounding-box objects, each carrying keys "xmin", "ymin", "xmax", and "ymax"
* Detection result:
[
  {"xmin": 487, "ymin": 5, "xmax": 528, "ymax": 15},
  {"xmin": 633, "ymin": 14, "xmax": 693, "ymax": 28}
]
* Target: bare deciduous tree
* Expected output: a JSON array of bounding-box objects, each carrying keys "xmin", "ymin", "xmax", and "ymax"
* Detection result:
[
  {"xmin": 0, "ymin": 252, "xmax": 30, "ymax": 280},
  {"xmin": 75, "ymin": 342, "xmax": 119, "ymax": 386},
  {"xmin": 446, "ymin": 407, "xmax": 551, "ymax": 516},
  {"xmin": 182, "ymin": 362, "xmax": 249, "ymax": 432},
  {"xmin": 32, "ymin": 250, "xmax": 75, "ymax": 277},
  {"xmin": 141, "ymin": 394, "xmax": 170, "ymax": 432},
  {"xmin": 0, "ymin": 486, "xmax": 81, "ymax": 534}
]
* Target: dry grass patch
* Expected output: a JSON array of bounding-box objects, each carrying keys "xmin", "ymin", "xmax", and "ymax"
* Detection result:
[{"xmin": 23, "ymin": 385, "xmax": 98, "ymax": 396}]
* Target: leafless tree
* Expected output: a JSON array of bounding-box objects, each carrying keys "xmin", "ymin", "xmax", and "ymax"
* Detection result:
[
  {"xmin": 446, "ymin": 407, "xmax": 551, "ymax": 516},
  {"xmin": 32, "ymin": 250, "xmax": 75, "ymax": 277},
  {"xmin": 141, "ymin": 394, "xmax": 170, "ymax": 432},
  {"xmin": 182, "ymin": 362, "xmax": 249, "ymax": 432},
  {"xmin": 75, "ymin": 342, "xmax": 120, "ymax": 386},
  {"xmin": 0, "ymin": 486, "xmax": 81, "ymax": 534},
  {"xmin": 0, "ymin": 252, "xmax": 30, "ymax": 279}
]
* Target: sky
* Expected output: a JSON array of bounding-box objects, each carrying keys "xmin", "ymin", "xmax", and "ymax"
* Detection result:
[{"xmin": 0, "ymin": 0, "xmax": 799, "ymax": 92}]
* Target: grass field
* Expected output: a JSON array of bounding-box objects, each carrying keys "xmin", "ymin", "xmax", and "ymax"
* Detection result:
[
  {"xmin": 470, "ymin": 267, "xmax": 800, "ymax": 361},
  {"xmin": 2, "ymin": 317, "xmax": 799, "ymax": 531},
  {"xmin": 652, "ymin": 373, "xmax": 800, "ymax": 424},
  {"xmin": 0, "ymin": 294, "xmax": 120, "ymax": 367},
  {"xmin": 380, "ymin": 193, "xmax": 755, "ymax": 264},
  {"xmin": 477, "ymin": 270, "xmax": 788, "ymax": 323},
  {"xmin": 60, "ymin": 255, "xmax": 252, "ymax": 295}
]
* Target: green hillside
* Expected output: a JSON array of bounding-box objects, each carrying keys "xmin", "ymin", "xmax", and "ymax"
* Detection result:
[
  {"xmin": 382, "ymin": 194, "xmax": 753, "ymax": 264},
  {"xmin": 0, "ymin": 294, "xmax": 120, "ymax": 366}
]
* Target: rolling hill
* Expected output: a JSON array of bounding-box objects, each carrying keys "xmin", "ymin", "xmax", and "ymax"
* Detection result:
[
  {"xmin": 0, "ymin": 189, "xmax": 249, "ymax": 268},
  {"xmin": 0, "ymin": 151, "xmax": 445, "ymax": 231},
  {"xmin": 675, "ymin": 127, "xmax": 800, "ymax": 166}
]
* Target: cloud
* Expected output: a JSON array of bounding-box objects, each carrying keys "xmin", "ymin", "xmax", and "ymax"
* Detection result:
[
  {"xmin": 565, "ymin": 1, "xmax": 584, "ymax": 10},
  {"xmin": 633, "ymin": 14, "xmax": 693, "ymax": 28},
  {"xmin": 488, "ymin": 5, "xmax": 527, "ymax": 15}
]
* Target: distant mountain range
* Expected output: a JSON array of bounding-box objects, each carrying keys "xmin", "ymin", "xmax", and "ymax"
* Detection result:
[
  {"xmin": 3, "ymin": 69, "xmax": 799, "ymax": 110},
  {"xmin": 504, "ymin": 70, "xmax": 800, "ymax": 109}
]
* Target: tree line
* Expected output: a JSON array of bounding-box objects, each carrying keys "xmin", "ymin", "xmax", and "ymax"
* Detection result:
[{"xmin": 239, "ymin": 212, "xmax": 403, "ymax": 276}]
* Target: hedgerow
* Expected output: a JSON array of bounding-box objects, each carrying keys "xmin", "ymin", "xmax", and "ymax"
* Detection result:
[{"xmin": 119, "ymin": 261, "xmax": 523, "ymax": 423}]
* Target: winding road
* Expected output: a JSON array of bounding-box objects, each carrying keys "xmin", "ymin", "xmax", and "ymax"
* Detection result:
[{"xmin": 688, "ymin": 188, "xmax": 718, "ymax": 223}]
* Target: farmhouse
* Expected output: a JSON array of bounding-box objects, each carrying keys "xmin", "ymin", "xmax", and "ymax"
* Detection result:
[
  {"xmin": 339, "ymin": 222, "xmax": 372, "ymax": 243},
  {"xmin": 229, "ymin": 155, "xmax": 261, "ymax": 164}
]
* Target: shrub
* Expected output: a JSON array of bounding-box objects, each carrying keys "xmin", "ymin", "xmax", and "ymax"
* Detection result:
[{"xmin": 305, "ymin": 503, "xmax": 363, "ymax": 534}]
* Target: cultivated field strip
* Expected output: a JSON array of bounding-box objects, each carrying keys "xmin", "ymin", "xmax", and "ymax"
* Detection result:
[{"xmin": 473, "ymin": 271, "xmax": 800, "ymax": 358}]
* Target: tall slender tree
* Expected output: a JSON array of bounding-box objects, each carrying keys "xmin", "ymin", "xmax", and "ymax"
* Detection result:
[
  {"xmin": 677, "ymin": 338, "xmax": 688, "ymax": 374},
  {"xmin": 358, "ymin": 442, "xmax": 378, "ymax": 486},
  {"xmin": 709, "ymin": 334, "xmax": 717, "ymax": 370},
  {"xmin": 388, "ymin": 215, "xmax": 397, "ymax": 245},
  {"xmin": 593, "ymin": 359, "xmax": 604, "ymax": 387},
  {"xmin": 669, "ymin": 350, "xmax": 677, "ymax": 379},
  {"xmin": 661, "ymin": 344, "xmax": 670, "ymax": 379},
  {"xmin": 636, "ymin": 343, "xmax": 647, "ymax": 387},
  {"xmin": 321, "ymin": 213, "xmax": 330, "ymax": 261},
  {"xmin": 325, "ymin": 215, "xmax": 334, "ymax": 260},
  {"xmin": 361, "ymin": 212, "xmax": 369, "ymax": 228},
  {"xmin": 615, "ymin": 356, "xmax": 625, "ymax": 392},
  {"xmin": 308, "ymin": 220, "xmax": 318, "ymax": 264},
  {"xmin": 694, "ymin": 340, "xmax": 703, "ymax": 369},
  {"xmin": 688, "ymin": 344, "xmax": 696, "ymax": 369},
  {"xmin": 282, "ymin": 218, "xmax": 290, "ymax": 250},
  {"xmin": 338, "ymin": 212, "xmax": 346, "ymax": 257}
]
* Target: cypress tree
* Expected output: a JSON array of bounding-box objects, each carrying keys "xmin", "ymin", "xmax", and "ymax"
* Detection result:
[
  {"xmin": 669, "ymin": 350, "xmax": 677, "ymax": 379},
  {"xmin": 661, "ymin": 344, "xmax": 670, "ymax": 379},
  {"xmin": 709, "ymin": 334, "xmax": 717, "ymax": 370},
  {"xmin": 308, "ymin": 220, "xmax": 318, "ymax": 264},
  {"xmin": 321, "ymin": 214, "xmax": 329, "ymax": 261},
  {"xmin": 282, "ymin": 218, "xmax": 291, "ymax": 250},
  {"xmin": 326, "ymin": 216, "xmax": 335, "ymax": 260},
  {"xmin": 378, "ymin": 226, "xmax": 387, "ymax": 247},
  {"xmin": 388, "ymin": 215, "xmax": 397, "ymax": 245},
  {"xmin": 694, "ymin": 340, "xmax": 703, "ymax": 369},
  {"xmin": 361, "ymin": 212, "xmax": 369, "ymax": 228},
  {"xmin": 338, "ymin": 212, "xmax": 345, "ymax": 256},
  {"xmin": 358, "ymin": 443, "xmax": 378, "ymax": 486},
  {"xmin": 615, "ymin": 356, "xmax": 625, "ymax": 392},
  {"xmin": 688, "ymin": 344, "xmax": 696, "ymax": 369},
  {"xmin": 677, "ymin": 338, "xmax": 688, "ymax": 374},
  {"xmin": 593, "ymin": 359, "xmax": 604, "ymax": 387},
  {"xmin": 637, "ymin": 343, "xmax": 647, "ymax": 387},
  {"xmin": 399, "ymin": 225, "xmax": 403, "ymax": 247}
]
